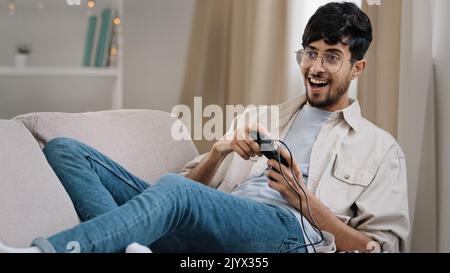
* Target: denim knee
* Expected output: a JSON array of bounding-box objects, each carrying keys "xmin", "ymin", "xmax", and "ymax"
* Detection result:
[
  {"xmin": 44, "ymin": 137, "xmax": 79, "ymax": 153},
  {"xmin": 158, "ymin": 173, "xmax": 187, "ymax": 187},
  {"xmin": 43, "ymin": 137, "xmax": 85, "ymax": 164},
  {"xmin": 157, "ymin": 174, "xmax": 200, "ymax": 193}
]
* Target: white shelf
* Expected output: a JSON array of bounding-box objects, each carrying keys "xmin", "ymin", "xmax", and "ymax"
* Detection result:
[
  {"xmin": 0, "ymin": 0, "xmax": 124, "ymax": 110},
  {"xmin": 0, "ymin": 66, "xmax": 119, "ymax": 78}
]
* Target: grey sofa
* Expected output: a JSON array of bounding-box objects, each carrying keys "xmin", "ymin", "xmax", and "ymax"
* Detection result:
[{"xmin": 0, "ymin": 110, "xmax": 198, "ymax": 247}]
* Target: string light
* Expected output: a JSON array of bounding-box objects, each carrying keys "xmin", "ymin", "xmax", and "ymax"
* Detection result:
[
  {"xmin": 8, "ymin": 0, "xmax": 16, "ymax": 16},
  {"xmin": 110, "ymin": 47, "xmax": 118, "ymax": 56},
  {"xmin": 87, "ymin": 0, "xmax": 95, "ymax": 9},
  {"xmin": 113, "ymin": 16, "xmax": 121, "ymax": 25}
]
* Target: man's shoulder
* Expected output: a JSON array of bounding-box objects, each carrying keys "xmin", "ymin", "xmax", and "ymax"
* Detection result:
[
  {"xmin": 358, "ymin": 117, "xmax": 396, "ymax": 142},
  {"xmin": 357, "ymin": 117, "xmax": 405, "ymax": 159}
]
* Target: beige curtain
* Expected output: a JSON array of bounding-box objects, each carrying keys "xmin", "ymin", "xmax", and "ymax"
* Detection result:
[
  {"xmin": 358, "ymin": 0, "xmax": 402, "ymax": 138},
  {"xmin": 359, "ymin": 0, "xmax": 439, "ymax": 252},
  {"xmin": 180, "ymin": 0, "xmax": 289, "ymax": 153},
  {"xmin": 398, "ymin": 0, "xmax": 439, "ymax": 253}
]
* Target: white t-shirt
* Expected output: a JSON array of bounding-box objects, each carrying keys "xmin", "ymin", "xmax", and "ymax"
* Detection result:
[{"xmin": 231, "ymin": 104, "xmax": 332, "ymax": 252}]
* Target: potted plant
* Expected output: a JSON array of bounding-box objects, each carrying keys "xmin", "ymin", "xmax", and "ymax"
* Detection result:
[{"xmin": 15, "ymin": 43, "xmax": 33, "ymax": 67}]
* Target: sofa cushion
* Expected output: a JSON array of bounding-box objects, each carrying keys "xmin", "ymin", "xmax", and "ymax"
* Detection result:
[
  {"xmin": 0, "ymin": 120, "xmax": 80, "ymax": 247},
  {"xmin": 14, "ymin": 110, "xmax": 199, "ymax": 185}
]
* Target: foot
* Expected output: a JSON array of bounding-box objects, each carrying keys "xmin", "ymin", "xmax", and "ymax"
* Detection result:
[
  {"xmin": 125, "ymin": 242, "xmax": 152, "ymax": 253},
  {"xmin": 0, "ymin": 240, "xmax": 42, "ymax": 253}
]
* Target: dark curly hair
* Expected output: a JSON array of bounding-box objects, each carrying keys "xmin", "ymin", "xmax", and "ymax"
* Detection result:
[{"xmin": 302, "ymin": 2, "xmax": 373, "ymax": 61}]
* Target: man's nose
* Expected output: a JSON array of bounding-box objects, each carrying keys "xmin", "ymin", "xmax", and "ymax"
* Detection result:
[{"xmin": 310, "ymin": 57, "xmax": 326, "ymax": 74}]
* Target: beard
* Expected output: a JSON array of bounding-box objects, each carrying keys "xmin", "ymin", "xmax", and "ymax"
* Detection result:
[{"xmin": 305, "ymin": 78, "xmax": 351, "ymax": 109}]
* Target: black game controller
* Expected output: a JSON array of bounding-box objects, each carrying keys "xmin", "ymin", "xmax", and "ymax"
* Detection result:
[{"xmin": 250, "ymin": 131, "xmax": 289, "ymax": 167}]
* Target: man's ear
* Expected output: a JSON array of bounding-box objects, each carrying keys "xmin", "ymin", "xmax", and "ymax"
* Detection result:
[{"xmin": 351, "ymin": 60, "xmax": 366, "ymax": 80}]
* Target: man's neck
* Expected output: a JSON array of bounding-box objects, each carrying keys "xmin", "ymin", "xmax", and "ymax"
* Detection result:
[{"xmin": 319, "ymin": 96, "xmax": 351, "ymax": 112}]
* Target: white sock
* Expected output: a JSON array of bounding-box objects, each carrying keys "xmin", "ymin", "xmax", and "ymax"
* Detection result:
[
  {"xmin": 125, "ymin": 242, "xmax": 152, "ymax": 253},
  {"xmin": 2, "ymin": 240, "xmax": 154, "ymax": 254},
  {"xmin": 0, "ymin": 241, "xmax": 42, "ymax": 253}
]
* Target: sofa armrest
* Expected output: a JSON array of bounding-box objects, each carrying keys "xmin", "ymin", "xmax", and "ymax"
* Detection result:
[{"xmin": 0, "ymin": 120, "xmax": 79, "ymax": 247}]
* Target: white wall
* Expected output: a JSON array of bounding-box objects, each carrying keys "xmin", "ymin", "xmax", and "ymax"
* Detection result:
[
  {"xmin": 123, "ymin": 0, "xmax": 194, "ymax": 112},
  {"xmin": 433, "ymin": 0, "xmax": 450, "ymax": 253},
  {"xmin": 0, "ymin": 0, "xmax": 195, "ymax": 119},
  {"xmin": 0, "ymin": 0, "xmax": 95, "ymax": 66},
  {"xmin": 0, "ymin": 0, "xmax": 115, "ymax": 119}
]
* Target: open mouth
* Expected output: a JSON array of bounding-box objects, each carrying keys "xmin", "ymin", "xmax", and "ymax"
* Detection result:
[{"xmin": 308, "ymin": 77, "xmax": 330, "ymax": 90}]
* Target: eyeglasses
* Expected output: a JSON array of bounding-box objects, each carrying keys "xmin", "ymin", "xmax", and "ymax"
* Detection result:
[{"xmin": 295, "ymin": 49, "xmax": 353, "ymax": 74}]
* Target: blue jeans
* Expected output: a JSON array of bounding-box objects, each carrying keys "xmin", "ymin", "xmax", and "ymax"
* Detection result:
[{"xmin": 36, "ymin": 138, "xmax": 306, "ymax": 253}]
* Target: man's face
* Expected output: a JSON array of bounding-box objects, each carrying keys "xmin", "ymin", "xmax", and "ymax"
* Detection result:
[{"xmin": 301, "ymin": 39, "xmax": 356, "ymax": 111}]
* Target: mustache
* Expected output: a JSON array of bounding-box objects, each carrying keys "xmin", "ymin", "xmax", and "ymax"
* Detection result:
[
  {"xmin": 306, "ymin": 74, "xmax": 331, "ymax": 81},
  {"xmin": 306, "ymin": 71, "xmax": 329, "ymax": 78}
]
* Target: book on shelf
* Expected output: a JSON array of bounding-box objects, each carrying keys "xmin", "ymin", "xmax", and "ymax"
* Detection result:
[
  {"xmin": 82, "ymin": 7, "xmax": 119, "ymax": 68},
  {"xmin": 82, "ymin": 15, "xmax": 97, "ymax": 67},
  {"xmin": 108, "ymin": 18, "xmax": 120, "ymax": 67},
  {"xmin": 94, "ymin": 8, "xmax": 114, "ymax": 67}
]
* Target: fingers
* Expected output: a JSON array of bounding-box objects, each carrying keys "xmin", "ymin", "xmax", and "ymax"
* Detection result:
[
  {"xmin": 267, "ymin": 159, "xmax": 295, "ymax": 177},
  {"xmin": 268, "ymin": 179, "xmax": 284, "ymax": 193},
  {"xmin": 247, "ymin": 123, "xmax": 270, "ymax": 137},
  {"xmin": 231, "ymin": 140, "xmax": 252, "ymax": 160},
  {"xmin": 233, "ymin": 128, "xmax": 262, "ymax": 159},
  {"xmin": 274, "ymin": 148, "xmax": 302, "ymax": 176},
  {"xmin": 229, "ymin": 123, "xmax": 271, "ymax": 160},
  {"xmin": 245, "ymin": 138, "xmax": 262, "ymax": 157},
  {"xmin": 241, "ymin": 128, "xmax": 262, "ymax": 156},
  {"xmin": 265, "ymin": 167, "xmax": 293, "ymax": 183},
  {"xmin": 267, "ymin": 159, "xmax": 302, "ymax": 186},
  {"xmin": 266, "ymin": 169, "xmax": 296, "ymax": 196},
  {"xmin": 266, "ymin": 167, "xmax": 304, "ymax": 196},
  {"xmin": 277, "ymin": 147, "xmax": 292, "ymax": 165}
]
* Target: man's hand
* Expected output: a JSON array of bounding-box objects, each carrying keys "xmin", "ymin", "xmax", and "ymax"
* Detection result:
[
  {"xmin": 212, "ymin": 124, "xmax": 269, "ymax": 159},
  {"xmin": 264, "ymin": 148, "xmax": 309, "ymax": 209},
  {"xmin": 187, "ymin": 124, "xmax": 268, "ymax": 186},
  {"xmin": 265, "ymin": 147, "xmax": 376, "ymax": 252}
]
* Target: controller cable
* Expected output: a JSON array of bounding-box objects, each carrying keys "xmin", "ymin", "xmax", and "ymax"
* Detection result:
[{"xmin": 270, "ymin": 140, "xmax": 325, "ymax": 253}]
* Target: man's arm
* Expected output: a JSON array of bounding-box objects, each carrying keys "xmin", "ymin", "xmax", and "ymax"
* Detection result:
[
  {"xmin": 268, "ymin": 146, "xmax": 409, "ymax": 253},
  {"xmin": 285, "ymin": 184, "xmax": 373, "ymax": 252},
  {"xmin": 186, "ymin": 143, "xmax": 229, "ymax": 186},
  {"xmin": 187, "ymin": 127, "xmax": 263, "ymax": 186},
  {"xmin": 265, "ymin": 150, "xmax": 375, "ymax": 252}
]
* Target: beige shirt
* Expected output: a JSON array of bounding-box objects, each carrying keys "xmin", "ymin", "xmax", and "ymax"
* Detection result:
[{"xmin": 180, "ymin": 95, "xmax": 410, "ymax": 253}]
